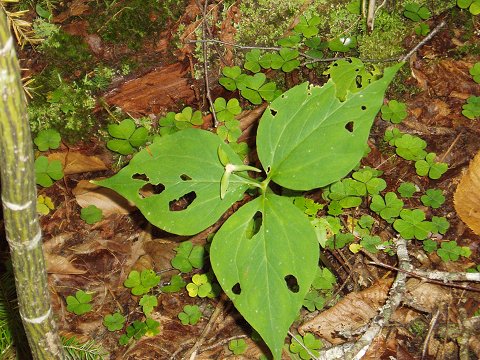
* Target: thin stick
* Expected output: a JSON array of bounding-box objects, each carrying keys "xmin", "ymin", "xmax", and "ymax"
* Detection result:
[{"xmin": 399, "ymin": 20, "xmax": 446, "ymax": 62}]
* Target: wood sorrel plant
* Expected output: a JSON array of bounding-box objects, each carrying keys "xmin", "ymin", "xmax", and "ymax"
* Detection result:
[{"xmin": 96, "ymin": 59, "xmax": 402, "ymax": 359}]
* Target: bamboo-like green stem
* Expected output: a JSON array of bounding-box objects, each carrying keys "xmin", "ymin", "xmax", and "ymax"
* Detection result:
[{"xmin": 0, "ymin": 9, "xmax": 65, "ymax": 359}]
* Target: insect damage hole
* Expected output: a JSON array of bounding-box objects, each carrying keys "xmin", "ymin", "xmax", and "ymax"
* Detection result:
[
  {"xmin": 132, "ymin": 173, "xmax": 149, "ymax": 181},
  {"xmin": 138, "ymin": 183, "xmax": 165, "ymax": 199},
  {"xmin": 345, "ymin": 121, "xmax": 354, "ymax": 133},
  {"xmin": 246, "ymin": 211, "xmax": 263, "ymax": 239},
  {"xmin": 284, "ymin": 275, "xmax": 299, "ymax": 293},
  {"xmin": 180, "ymin": 174, "xmax": 192, "ymax": 181},
  {"xmin": 169, "ymin": 191, "xmax": 197, "ymax": 211},
  {"xmin": 270, "ymin": 108, "xmax": 278, "ymax": 117},
  {"xmin": 232, "ymin": 283, "xmax": 241, "ymax": 295}
]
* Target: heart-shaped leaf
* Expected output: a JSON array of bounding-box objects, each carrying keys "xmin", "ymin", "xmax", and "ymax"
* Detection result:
[
  {"xmin": 107, "ymin": 139, "xmax": 135, "ymax": 155},
  {"xmin": 211, "ymin": 193, "xmax": 318, "ymax": 360},
  {"xmin": 129, "ymin": 127, "xmax": 148, "ymax": 147},
  {"xmin": 257, "ymin": 62, "xmax": 402, "ymax": 190},
  {"xmin": 108, "ymin": 119, "xmax": 136, "ymax": 140},
  {"xmin": 95, "ymin": 129, "xmax": 249, "ymax": 235}
]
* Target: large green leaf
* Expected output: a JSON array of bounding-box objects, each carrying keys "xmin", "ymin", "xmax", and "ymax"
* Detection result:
[
  {"xmin": 210, "ymin": 193, "xmax": 318, "ymax": 359},
  {"xmin": 95, "ymin": 129, "xmax": 249, "ymax": 235},
  {"xmin": 257, "ymin": 62, "xmax": 402, "ymax": 190}
]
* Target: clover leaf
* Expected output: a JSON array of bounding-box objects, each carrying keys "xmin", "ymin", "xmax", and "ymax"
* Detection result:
[
  {"xmin": 470, "ymin": 62, "xmax": 480, "ymax": 83},
  {"xmin": 213, "ymin": 97, "xmax": 242, "ymax": 122},
  {"xmin": 277, "ymin": 34, "xmax": 302, "ymax": 47},
  {"xmin": 161, "ymin": 274, "xmax": 187, "ymax": 293},
  {"xmin": 178, "ymin": 304, "xmax": 202, "ymax": 325},
  {"xmin": 34, "ymin": 129, "xmax": 61, "ymax": 151},
  {"xmin": 158, "ymin": 112, "xmax": 178, "ymax": 136},
  {"xmin": 35, "ymin": 156, "xmax": 64, "ymax": 187},
  {"xmin": 124, "ymin": 269, "xmax": 160, "ymax": 296},
  {"xmin": 415, "ymin": 153, "xmax": 448, "ymax": 179},
  {"xmin": 126, "ymin": 320, "xmax": 147, "ymax": 340},
  {"xmin": 462, "ymin": 95, "xmax": 480, "ymax": 119},
  {"xmin": 358, "ymin": 214, "xmax": 375, "ymax": 229},
  {"xmin": 352, "ymin": 168, "xmax": 386, "ymax": 195},
  {"xmin": 384, "ymin": 127, "xmax": 403, "ymax": 145},
  {"xmin": 107, "ymin": 119, "xmax": 148, "ymax": 155},
  {"xmin": 229, "ymin": 339, "xmax": 248, "ymax": 355},
  {"xmin": 219, "ymin": 66, "xmax": 245, "ymax": 91},
  {"xmin": 145, "ymin": 318, "xmax": 160, "ymax": 337},
  {"xmin": 103, "ymin": 312, "xmax": 126, "ymax": 331},
  {"xmin": 457, "ymin": 0, "xmax": 480, "ymax": 15},
  {"xmin": 37, "ymin": 195, "xmax": 54, "ymax": 215},
  {"xmin": 238, "ymin": 73, "xmax": 278, "ymax": 105},
  {"xmin": 217, "ymin": 120, "xmax": 242, "ymax": 143},
  {"xmin": 431, "ymin": 216, "xmax": 450, "ymax": 235},
  {"xmin": 415, "ymin": 22, "xmax": 430, "ymax": 36},
  {"xmin": 66, "ymin": 290, "xmax": 93, "ymax": 315},
  {"xmin": 326, "ymin": 232, "xmax": 355, "ymax": 249},
  {"xmin": 423, "ymin": 239, "xmax": 438, "ymax": 253},
  {"xmin": 303, "ymin": 290, "xmax": 325, "ymax": 312},
  {"xmin": 381, "ymin": 100, "xmax": 407, "ymax": 124},
  {"xmin": 393, "ymin": 209, "xmax": 432, "ymax": 240},
  {"xmin": 270, "ymin": 48, "xmax": 300, "ymax": 73},
  {"xmin": 80, "ymin": 205, "xmax": 103, "ymax": 224},
  {"xmin": 311, "ymin": 267, "xmax": 336, "ymax": 290},
  {"xmin": 293, "ymin": 14, "xmax": 321, "ymax": 38},
  {"xmin": 370, "ymin": 192, "xmax": 404, "ymax": 222},
  {"xmin": 186, "ymin": 273, "xmax": 212, "ymax": 298},
  {"xmin": 360, "ymin": 235, "xmax": 383, "ymax": 253},
  {"xmin": 398, "ymin": 182, "xmax": 417, "ymax": 198},
  {"xmin": 174, "ymin": 107, "xmax": 203, "ymax": 128},
  {"xmin": 244, "ymin": 49, "xmax": 262, "ymax": 73},
  {"xmin": 437, "ymin": 241, "xmax": 470, "ymax": 262},
  {"xmin": 290, "ymin": 333, "xmax": 323, "ymax": 360},
  {"xmin": 171, "ymin": 241, "xmax": 204, "ymax": 273},
  {"xmin": 394, "ymin": 134, "xmax": 427, "ymax": 161},
  {"xmin": 139, "ymin": 295, "xmax": 158, "ymax": 316},
  {"xmin": 421, "ymin": 189, "xmax": 445, "ymax": 209},
  {"xmin": 403, "ymin": 3, "xmax": 431, "ymax": 21}
]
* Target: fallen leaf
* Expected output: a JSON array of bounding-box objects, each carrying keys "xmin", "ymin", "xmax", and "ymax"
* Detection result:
[
  {"xmin": 45, "ymin": 253, "xmax": 86, "ymax": 275},
  {"xmin": 454, "ymin": 150, "xmax": 480, "ymax": 235},
  {"xmin": 73, "ymin": 179, "xmax": 136, "ymax": 216},
  {"xmin": 48, "ymin": 152, "xmax": 107, "ymax": 175}
]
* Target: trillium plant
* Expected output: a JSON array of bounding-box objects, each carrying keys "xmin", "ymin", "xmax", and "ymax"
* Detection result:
[{"xmin": 96, "ymin": 59, "xmax": 402, "ymax": 359}]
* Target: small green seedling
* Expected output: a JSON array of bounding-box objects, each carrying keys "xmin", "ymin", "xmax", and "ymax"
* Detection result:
[
  {"xmin": 326, "ymin": 232, "xmax": 355, "ymax": 249},
  {"xmin": 178, "ymin": 304, "xmax": 202, "ymax": 325},
  {"xmin": 175, "ymin": 107, "xmax": 203, "ymax": 128},
  {"xmin": 467, "ymin": 264, "xmax": 480, "ymax": 273},
  {"xmin": 431, "ymin": 216, "xmax": 450, "ymax": 235},
  {"xmin": 358, "ymin": 214, "xmax": 375, "ymax": 229},
  {"xmin": 381, "ymin": 100, "xmax": 407, "ymax": 124},
  {"xmin": 103, "ymin": 312, "xmax": 126, "ymax": 331},
  {"xmin": 34, "ymin": 129, "xmax": 61, "ymax": 151},
  {"xmin": 311, "ymin": 267, "xmax": 336, "ymax": 290},
  {"xmin": 303, "ymin": 289, "xmax": 325, "ymax": 312},
  {"xmin": 415, "ymin": 153, "xmax": 448, "ymax": 179},
  {"xmin": 37, "ymin": 195, "xmax": 54, "ymax": 215},
  {"xmin": 420, "ymin": 189, "xmax": 445, "ymax": 209},
  {"xmin": 394, "ymin": 134, "xmax": 427, "ymax": 161},
  {"xmin": 370, "ymin": 192, "xmax": 404, "ymax": 222},
  {"xmin": 244, "ymin": 49, "xmax": 263, "ymax": 73},
  {"xmin": 360, "ymin": 235, "xmax": 383, "ymax": 253},
  {"xmin": 158, "ymin": 112, "xmax": 178, "ymax": 136},
  {"xmin": 171, "ymin": 241, "xmax": 204, "ymax": 273},
  {"xmin": 352, "ymin": 168, "xmax": 387, "ymax": 195},
  {"xmin": 403, "ymin": 3, "xmax": 431, "ymax": 21},
  {"xmin": 437, "ymin": 240, "xmax": 471, "ymax": 262},
  {"xmin": 218, "ymin": 66, "xmax": 244, "ymax": 91},
  {"xmin": 229, "ymin": 339, "xmax": 248, "ymax": 355},
  {"xmin": 393, "ymin": 209, "xmax": 431, "ymax": 240},
  {"xmin": 186, "ymin": 274, "xmax": 213, "ymax": 298},
  {"xmin": 217, "ymin": 119, "xmax": 242, "ymax": 143},
  {"xmin": 415, "ymin": 23, "xmax": 430, "ymax": 36},
  {"xmin": 462, "ymin": 96, "xmax": 480, "ymax": 119},
  {"xmin": 294, "ymin": 197, "xmax": 323, "ymax": 217},
  {"xmin": 469, "ymin": 62, "xmax": 480, "ymax": 83},
  {"xmin": 66, "ymin": 290, "xmax": 93, "ymax": 315},
  {"xmin": 124, "ymin": 269, "xmax": 160, "ymax": 296},
  {"xmin": 238, "ymin": 73, "xmax": 278, "ymax": 105},
  {"xmin": 107, "ymin": 119, "xmax": 148, "ymax": 155},
  {"xmin": 120, "ymin": 318, "xmax": 160, "ymax": 346},
  {"xmin": 277, "ymin": 34, "xmax": 302, "ymax": 48},
  {"xmin": 384, "ymin": 127, "xmax": 403, "ymax": 145},
  {"xmin": 35, "ymin": 156, "xmax": 64, "ymax": 187},
  {"xmin": 269, "ymin": 48, "xmax": 300, "ymax": 73},
  {"xmin": 398, "ymin": 182, "xmax": 417, "ymax": 198},
  {"xmin": 423, "ymin": 239, "xmax": 438, "ymax": 253},
  {"xmin": 457, "ymin": 0, "xmax": 480, "ymax": 15},
  {"xmin": 293, "ymin": 14, "xmax": 321, "ymax": 38},
  {"xmin": 161, "ymin": 274, "xmax": 187, "ymax": 293},
  {"xmin": 139, "ymin": 295, "xmax": 158, "ymax": 316},
  {"xmin": 213, "ymin": 97, "xmax": 242, "ymax": 122},
  {"xmin": 289, "ymin": 333, "xmax": 323, "ymax": 360},
  {"xmin": 80, "ymin": 205, "xmax": 103, "ymax": 224}
]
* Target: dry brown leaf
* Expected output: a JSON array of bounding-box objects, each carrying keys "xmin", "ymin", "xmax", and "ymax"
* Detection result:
[
  {"xmin": 73, "ymin": 179, "xmax": 136, "ymax": 216},
  {"xmin": 299, "ymin": 278, "xmax": 393, "ymax": 344},
  {"xmin": 45, "ymin": 253, "xmax": 86, "ymax": 275},
  {"xmin": 403, "ymin": 278, "xmax": 451, "ymax": 313},
  {"xmin": 48, "ymin": 152, "xmax": 107, "ymax": 175},
  {"xmin": 454, "ymin": 150, "xmax": 480, "ymax": 235}
]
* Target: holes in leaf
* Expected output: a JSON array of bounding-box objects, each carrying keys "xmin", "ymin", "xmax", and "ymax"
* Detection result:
[
  {"xmin": 139, "ymin": 183, "xmax": 165, "ymax": 199},
  {"xmin": 180, "ymin": 174, "xmax": 192, "ymax": 181},
  {"xmin": 169, "ymin": 191, "xmax": 197, "ymax": 211},
  {"xmin": 132, "ymin": 173, "xmax": 149, "ymax": 181},
  {"xmin": 232, "ymin": 283, "xmax": 241, "ymax": 295},
  {"xmin": 246, "ymin": 211, "xmax": 263, "ymax": 239},
  {"xmin": 355, "ymin": 75, "xmax": 362, "ymax": 88},
  {"xmin": 345, "ymin": 121, "xmax": 354, "ymax": 133},
  {"xmin": 361, "ymin": 105, "xmax": 366, "ymax": 111},
  {"xmin": 346, "ymin": 58, "xmax": 352, "ymax": 63},
  {"xmin": 284, "ymin": 275, "xmax": 299, "ymax": 293},
  {"xmin": 270, "ymin": 109, "xmax": 277, "ymax": 117}
]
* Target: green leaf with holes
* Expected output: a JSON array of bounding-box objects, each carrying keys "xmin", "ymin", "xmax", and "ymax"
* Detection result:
[
  {"xmin": 211, "ymin": 193, "xmax": 318, "ymax": 360},
  {"xmin": 94, "ymin": 129, "xmax": 249, "ymax": 235},
  {"xmin": 257, "ymin": 62, "xmax": 403, "ymax": 190}
]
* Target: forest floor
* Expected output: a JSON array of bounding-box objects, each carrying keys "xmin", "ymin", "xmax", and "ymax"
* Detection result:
[{"xmin": 6, "ymin": 0, "xmax": 480, "ymax": 359}]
